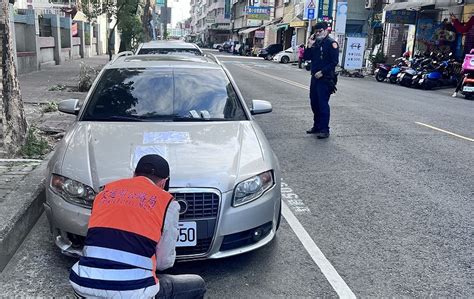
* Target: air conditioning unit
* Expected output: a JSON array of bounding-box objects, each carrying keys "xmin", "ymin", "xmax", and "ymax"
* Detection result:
[{"xmin": 365, "ymin": 0, "xmax": 373, "ymax": 9}]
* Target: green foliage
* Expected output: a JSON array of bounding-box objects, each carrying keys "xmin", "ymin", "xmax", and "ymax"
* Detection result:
[
  {"xmin": 41, "ymin": 101, "xmax": 58, "ymax": 113},
  {"xmin": 82, "ymin": 0, "xmax": 145, "ymax": 51},
  {"xmin": 369, "ymin": 50, "xmax": 386, "ymax": 64},
  {"xmin": 78, "ymin": 62, "xmax": 101, "ymax": 92},
  {"xmin": 48, "ymin": 84, "xmax": 66, "ymax": 91},
  {"xmin": 20, "ymin": 127, "xmax": 50, "ymax": 159}
]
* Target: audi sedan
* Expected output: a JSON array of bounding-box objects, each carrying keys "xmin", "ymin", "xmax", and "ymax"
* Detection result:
[{"xmin": 44, "ymin": 53, "xmax": 281, "ymax": 260}]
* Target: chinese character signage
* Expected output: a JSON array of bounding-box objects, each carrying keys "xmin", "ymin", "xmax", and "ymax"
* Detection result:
[
  {"xmin": 225, "ymin": 0, "xmax": 231, "ymax": 19},
  {"xmin": 384, "ymin": 10, "xmax": 417, "ymax": 24},
  {"xmin": 344, "ymin": 37, "xmax": 366, "ymax": 70},
  {"xmin": 244, "ymin": 6, "xmax": 271, "ymax": 20}
]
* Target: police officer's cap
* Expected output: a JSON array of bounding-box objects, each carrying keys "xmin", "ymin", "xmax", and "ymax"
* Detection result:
[
  {"xmin": 135, "ymin": 154, "xmax": 170, "ymax": 179},
  {"xmin": 314, "ymin": 22, "xmax": 328, "ymax": 30}
]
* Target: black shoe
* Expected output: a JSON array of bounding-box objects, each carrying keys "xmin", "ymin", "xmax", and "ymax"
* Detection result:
[
  {"xmin": 306, "ymin": 128, "xmax": 320, "ymax": 134},
  {"xmin": 316, "ymin": 132, "xmax": 330, "ymax": 139}
]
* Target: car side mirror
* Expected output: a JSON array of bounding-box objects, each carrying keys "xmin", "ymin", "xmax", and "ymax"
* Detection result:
[
  {"xmin": 58, "ymin": 99, "xmax": 81, "ymax": 115},
  {"xmin": 251, "ymin": 100, "xmax": 272, "ymax": 115}
]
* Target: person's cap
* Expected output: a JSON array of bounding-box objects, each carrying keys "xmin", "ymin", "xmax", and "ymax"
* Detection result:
[
  {"xmin": 135, "ymin": 154, "xmax": 169, "ymax": 178},
  {"xmin": 315, "ymin": 22, "xmax": 328, "ymax": 30}
]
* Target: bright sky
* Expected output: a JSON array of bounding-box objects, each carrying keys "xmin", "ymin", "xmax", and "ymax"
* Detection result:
[{"xmin": 170, "ymin": 0, "xmax": 190, "ymax": 27}]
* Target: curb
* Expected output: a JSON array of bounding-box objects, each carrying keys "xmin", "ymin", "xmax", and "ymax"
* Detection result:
[{"xmin": 0, "ymin": 157, "xmax": 48, "ymax": 272}]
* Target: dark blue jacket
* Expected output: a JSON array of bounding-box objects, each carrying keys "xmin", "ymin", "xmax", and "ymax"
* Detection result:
[{"xmin": 304, "ymin": 36, "xmax": 339, "ymax": 78}]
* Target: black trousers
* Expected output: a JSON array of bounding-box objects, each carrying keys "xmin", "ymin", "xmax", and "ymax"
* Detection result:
[
  {"xmin": 309, "ymin": 76, "xmax": 331, "ymax": 133},
  {"xmin": 156, "ymin": 274, "xmax": 206, "ymax": 299}
]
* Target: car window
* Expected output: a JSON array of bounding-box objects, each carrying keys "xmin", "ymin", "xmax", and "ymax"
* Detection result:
[
  {"xmin": 137, "ymin": 48, "xmax": 202, "ymax": 56},
  {"xmin": 81, "ymin": 68, "xmax": 248, "ymax": 122}
]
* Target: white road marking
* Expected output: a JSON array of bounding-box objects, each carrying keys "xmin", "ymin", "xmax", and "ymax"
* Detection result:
[
  {"xmin": 415, "ymin": 122, "xmax": 474, "ymax": 142},
  {"xmin": 213, "ymin": 55, "xmax": 263, "ymax": 60},
  {"xmin": 281, "ymin": 181, "xmax": 311, "ymax": 213},
  {"xmin": 282, "ymin": 201, "xmax": 356, "ymax": 298}
]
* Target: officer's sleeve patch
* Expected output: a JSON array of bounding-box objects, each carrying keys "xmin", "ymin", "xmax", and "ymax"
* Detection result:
[{"xmin": 332, "ymin": 42, "xmax": 339, "ymax": 49}]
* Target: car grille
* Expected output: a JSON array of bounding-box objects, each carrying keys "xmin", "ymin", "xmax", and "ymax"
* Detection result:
[
  {"xmin": 172, "ymin": 192, "xmax": 219, "ymax": 220},
  {"xmin": 171, "ymin": 190, "xmax": 220, "ymax": 256},
  {"xmin": 176, "ymin": 237, "xmax": 213, "ymax": 256}
]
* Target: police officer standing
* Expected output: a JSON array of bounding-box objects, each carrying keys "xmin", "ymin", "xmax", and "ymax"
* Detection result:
[{"xmin": 304, "ymin": 22, "xmax": 339, "ymax": 139}]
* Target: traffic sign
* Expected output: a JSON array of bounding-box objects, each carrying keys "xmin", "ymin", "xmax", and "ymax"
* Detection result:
[{"xmin": 308, "ymin": 8, "xmax": 315, "ymax": 19}]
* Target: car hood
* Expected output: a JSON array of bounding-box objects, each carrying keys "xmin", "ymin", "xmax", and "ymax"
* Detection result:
[{"xmin": 58, "ymin": 121, "xmax": 267, "ymax": 192}]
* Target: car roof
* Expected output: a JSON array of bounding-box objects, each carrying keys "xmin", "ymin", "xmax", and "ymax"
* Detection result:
[
  {"xmin": 140, "ymin": 41, "xmax": 200, "ymax": 50},
  {"xmin": 106, "ymin": 54, "xmax": 221, "ymax": 70}
]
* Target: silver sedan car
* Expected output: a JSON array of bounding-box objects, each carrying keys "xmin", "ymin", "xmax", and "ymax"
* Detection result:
[{"xmin": 45, "ymin": 54, "xmax": 281, "ymax": 260}]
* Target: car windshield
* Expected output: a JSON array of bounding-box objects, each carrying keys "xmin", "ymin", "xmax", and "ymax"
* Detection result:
[
  {"xmin": 81, "ymin": 68, "xmax": 248, "ymax": 122},
  {"xmin": 137, "ymin": 48, "xmax": 202, "ymax": 56}
]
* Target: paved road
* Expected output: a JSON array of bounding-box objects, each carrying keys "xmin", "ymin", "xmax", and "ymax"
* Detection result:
[{"xmin": 1, "ymin": 51, "xmax": 472, "ymax": 297}]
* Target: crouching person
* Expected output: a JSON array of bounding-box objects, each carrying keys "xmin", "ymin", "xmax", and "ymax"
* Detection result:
[{"xmin": 70, "ymin": 154, "xmax": 206, "ymax": 299}]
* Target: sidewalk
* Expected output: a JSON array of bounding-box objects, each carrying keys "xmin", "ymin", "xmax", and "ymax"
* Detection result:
[{"xmin": 0, "ymin": 55, "xmax": 109, "ymax": 271}]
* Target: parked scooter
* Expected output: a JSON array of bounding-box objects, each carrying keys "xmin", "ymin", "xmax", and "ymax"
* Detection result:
[
  {"xmin": 374, "ymin": 63, "xmax": 392, "ymax": 82},
  {"xmin": 386, "ymin": 54, "xmax": 410, "ymax": 84},
  {"xmin": 460, "ymin": 51, "xmax": 474, "ymax": 99}
]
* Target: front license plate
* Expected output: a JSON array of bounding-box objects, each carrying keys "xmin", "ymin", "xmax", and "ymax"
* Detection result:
[
  {"xmin": 176, "ymin": 222, "xmax": 197, "ymax": 247},
  {"xmin": 463, "ymin": 86, "xmax": 474, "ymax": 92}
]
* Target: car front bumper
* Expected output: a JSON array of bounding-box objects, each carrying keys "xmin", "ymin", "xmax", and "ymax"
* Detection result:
[{"xmin": 45, "ymin": 184, "xmax": 281, "ymax": 260}]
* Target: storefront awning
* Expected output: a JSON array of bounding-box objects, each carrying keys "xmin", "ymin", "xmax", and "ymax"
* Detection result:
[
  {"xmin": 383, "ymin": 0, "xmax": 435, "ymax": 11},
  {"xmin": 277, "ymin": 23, "xmax": 289, "ymax": 31},
  {"xmin": 239, "ymin": 27, "xmax": 260, "ymax": 34}
]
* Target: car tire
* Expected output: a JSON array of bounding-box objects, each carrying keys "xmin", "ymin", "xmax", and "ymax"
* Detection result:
[
  {"xmin": 281, "ymin": 56, "xmax": 290, "ymax": 64},
  {"xmin": 266, "ymin": 54, "xmax": 272, "ymax": 60}
]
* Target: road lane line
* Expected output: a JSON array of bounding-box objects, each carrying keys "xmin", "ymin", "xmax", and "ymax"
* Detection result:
[
  {"xmin": 235, "ymin": 64, "xmax": 310, "ymax": 90},
  {"xmin": 415, "ymin": 122, "xmax": 474, "ymax": 142},
  {"xmin": 282, "ymin": 201, "xmax": 356, "ymax": 298},
  {"xmin": 214, "ymin": 55, "xmax": 263, "ymax": 60}
]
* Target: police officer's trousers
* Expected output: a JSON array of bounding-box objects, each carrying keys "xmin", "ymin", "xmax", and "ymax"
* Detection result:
[{"xmin": 309, "ymin": 76, "xmax": 331, "ymax": 133}]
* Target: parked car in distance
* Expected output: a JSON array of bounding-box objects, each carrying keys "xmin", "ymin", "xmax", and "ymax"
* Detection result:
[
  {"xmin": 45, "ymin": 53, "xmax": 282, "ymax": 261},
  {"xmin": 258, "ymin": 44, "xmax": 283, "ymax": 60},
  {"xmin": 212, "ymin": 43, "xmax": 223, "ymax": 50},
  {"xmin": 273, "ymin": 47, "xmax": 298, "ymax": 64},
  {"xmin": 136, "ymin": 40, "xmax": 203, "ymax": 56}
]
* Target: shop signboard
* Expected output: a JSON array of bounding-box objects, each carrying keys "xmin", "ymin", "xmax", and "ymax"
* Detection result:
[
  {"xmin": 244, "ymin": 6, "xmax": 271, "ymax": 20},
  {"xmin": 255, "ymin": 30, "xmax": 265, "ymax": 38},
  {"xmin": 290, "ymin": 21, "xmax": 306, "ymax": 28},
  {"xmin": 224, "ymin": 0, "xmax": 231, "ymax": 19},
  {"xmin": 156, "ymin": 0, "xmax": 164, "ymax": 7},
  {"xmin": 335, "ymin": 1, "xmax": 347, "ymax": 34},
  {"xmin": 344, "ymin": 36, "xmax": 366, "ymax": 70},
  {"xmin": 206, "ymin": 17, "xmax": 215, "ymax": 24},
  {"xmin": 384, "ymin": 10, "xmax": 416, "ymax": 24},
  {"xmin": 247, "ymin": 19, "xmax": 262, "ymax": 27}
]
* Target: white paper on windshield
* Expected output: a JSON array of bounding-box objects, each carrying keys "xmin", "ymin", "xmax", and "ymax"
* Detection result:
[
  {"xmin": 132, "ymin": 145, "xmax": 168, "ymax": 169},
  {"xmin": 143, "ymin": 132, "xmax": 190, "ymax": 144}
]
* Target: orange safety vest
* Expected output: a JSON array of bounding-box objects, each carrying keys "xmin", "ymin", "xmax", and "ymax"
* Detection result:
[{"xmin": 70, "ymin": 176, "xmax": 173, "ymax": 296}]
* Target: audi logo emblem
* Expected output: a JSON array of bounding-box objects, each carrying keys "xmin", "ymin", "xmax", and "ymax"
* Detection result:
[{"xmin": 177, "ymin": 199, "xmax": 188, "ymax": 215}]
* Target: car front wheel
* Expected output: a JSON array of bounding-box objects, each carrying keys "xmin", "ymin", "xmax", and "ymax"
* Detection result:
[{"xmin": 281, "ymin": 56, "xmax": 290, "ymax": 64}]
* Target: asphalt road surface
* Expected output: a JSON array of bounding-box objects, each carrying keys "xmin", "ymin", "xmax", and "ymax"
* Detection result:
[{"xmin": 1, "ymin": 50, "xmax": 472, "ymax": 297}]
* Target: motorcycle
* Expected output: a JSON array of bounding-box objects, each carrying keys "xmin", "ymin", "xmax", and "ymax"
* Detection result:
[
  {"xmin": 374, "ymin": 63, "xmax": 391, "ymax": 82},
  {"xmin": 460, "ymin": 52, "xmax": 474, "ymax": 99}
]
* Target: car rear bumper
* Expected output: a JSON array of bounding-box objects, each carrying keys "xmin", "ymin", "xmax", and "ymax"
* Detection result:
[{"xmin": 45, "ymin": 184, "xmax": 281, "ymax": 260}]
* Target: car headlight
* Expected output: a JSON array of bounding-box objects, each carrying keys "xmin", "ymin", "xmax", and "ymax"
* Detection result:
[
  {"xmin": 50, "ymin": 174, "xmax": 96, "ymax": 208},
  {"xmin": 233, "ymin": 170, "xmax": 274, "ymax": 207}
]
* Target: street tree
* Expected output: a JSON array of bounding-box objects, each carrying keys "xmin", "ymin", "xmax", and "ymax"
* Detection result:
[
  {"xmin": 82, "ymin": 0, "xmax": 144, "ymax": 58},
  {"xmin": 1, "ymin": 0, "xmax": 28, "ymax": 157}
]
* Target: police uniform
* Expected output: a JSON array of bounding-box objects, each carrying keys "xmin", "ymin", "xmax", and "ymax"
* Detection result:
[{"xmin": 304, "ymin": 30, "xmax": 339, "ymax": 137}]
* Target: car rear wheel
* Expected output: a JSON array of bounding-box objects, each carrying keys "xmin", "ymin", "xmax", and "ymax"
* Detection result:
[{"xmin": 281, "ymin": 56, "xmax": 290, "ymax": 64}]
